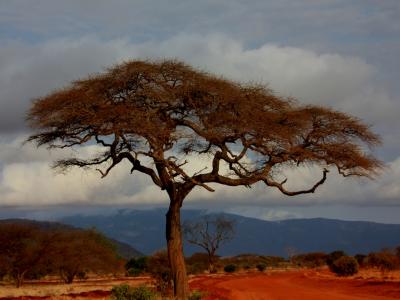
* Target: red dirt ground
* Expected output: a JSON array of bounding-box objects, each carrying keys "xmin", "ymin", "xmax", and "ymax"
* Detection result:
[
  {"xmin": 2, "ymin": 270, "xmax": 400, "ymax": 299},
  {"xmin": 189, "ymin": 270, "xmax": 400, "ymax": 300}
]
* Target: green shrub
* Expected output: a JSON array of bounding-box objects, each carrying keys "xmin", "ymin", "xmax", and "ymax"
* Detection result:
[
  {"xmin": 256, "ymin": 263, "xmax": 267, "ymax": 272},
  {"xmin": 111, "ymin": 284, "xmax": 131, "ymax": 300},
  {"xmin": 243, "ymin": 264, "xmax": 251, "ymax": 270},
  {"xmin": 330, "ymin": 256, "xmax": 359, "ymax": 277},
  {"xmin": 224, "ymin": 264, "xmax": 237, "ymax": 273},
  {"xmin": 125, "ymin": 257, "xmax": 148, "ymax": 276},
  {"xmin": 292, "ymin": 252, "xmax": 327, "ymax": 268},
  {"xmin": 187, "ymin": 262, "xmax": 207, "ymax": 275},
  {"xmin": 326, "ymin": 250, "xmax": 346, "ymax": 267},
  {"xmin": 110, "ymin": 284, "xmax": 157, "ymax": 300},
  {"xmin": 259, "ymin": 255, "xmax": 286, "ymax": 267},
  {"xmin": 127, "ymin": 268, "xmax": 142, "ymax": 277},
  {"xmin": 189, "ymin": 290, "xmax": 204, "ymax": 300}
]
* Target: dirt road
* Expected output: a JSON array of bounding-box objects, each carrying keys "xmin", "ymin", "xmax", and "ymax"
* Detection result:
[{"xmin": 190, "ymin": 270, "xmax": 400, "ymax": 300}]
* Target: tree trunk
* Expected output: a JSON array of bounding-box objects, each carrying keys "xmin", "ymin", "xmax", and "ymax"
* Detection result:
[
  {"xmin": 208, "ymin": 250, "xmax": 216, "ymax": 273},
  {"xmin": 15, "ymin": 275, "xmax": 23, "ymax": 288},
  {"xmin": 166, "ymin": 200, "xmax": 189, "ymax": 300},
  {"xmin": 14, "ymin": 271, "xmax": 25, "ymax": 288}
]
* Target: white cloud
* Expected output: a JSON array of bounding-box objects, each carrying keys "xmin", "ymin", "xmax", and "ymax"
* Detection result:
[
  {"xmin": 1, "ymin": 34, "xmax": 397, "ymax": 133},
  {"xmin": 0, "ymin": 133, "xmax": 399, "ymax": 207},
  {"xmin": 225, "ymin": 206, "xmax": 302, "ymax": 221}
]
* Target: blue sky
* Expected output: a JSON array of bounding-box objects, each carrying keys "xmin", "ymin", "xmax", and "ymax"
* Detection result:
[{"xmin": 0, "ymin": 0, "xmax": 399, "ymax": 222}]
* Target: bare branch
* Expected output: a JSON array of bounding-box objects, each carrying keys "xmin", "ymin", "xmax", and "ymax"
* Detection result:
[{"xmin": 264, "ymin": 168, "xmax": 329, "ymax": 196}]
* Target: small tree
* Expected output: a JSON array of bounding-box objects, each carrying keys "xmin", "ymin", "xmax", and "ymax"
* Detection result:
[
  {"xmin": 366, "ymin": 251, "xmax": 400, "ymax": 276},
  {"xmin": 147, "ymin": 250, "xmax": 172, "ymax": 295},
  {"xmin": 50, "ymin": 229, "xmax": 121, "ymax": 283},
  {"xmin": 125, "ymin": 257, "xmax": 148, "ymax": 276},
  {"xmin": 396, "ymin": 246, "xmax": 400, "ymax": 258},
  {"xmin": 0, "ymin": 223, "xmax": 55, "ymax": 287},
  {"xmin": 27, "ymin": 59, "xmax": 382, "ymax": 299},
  {"xmin": 354, "ymin": 254, "xmax": 367, "ymax": 267},
  {"xmin": 224, "ymin": 264, "xmax": 237, "ymax": 273},
  {"xmin": 326, "ymin": 250, "xmax": 346, "ymax": 267},
  {"xmin": 330, "ymin": 256, "xmax": 359, "ymax": 277},
  {"xmin": 183, "ymin": 215, "xmax": 235, "ymax": 272},
  {"xmin": 292, "ymin": 252, "xmax": 327, "ymax": 268},
  {"xmin": 256, "ymin": 263, "xmax": 267, "ymax": 272}
]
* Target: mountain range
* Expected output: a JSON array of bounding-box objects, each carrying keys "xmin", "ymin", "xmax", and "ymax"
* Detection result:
[{"xmin": 60, "ymin": 209, "xmax": 400, "ymax": 257}]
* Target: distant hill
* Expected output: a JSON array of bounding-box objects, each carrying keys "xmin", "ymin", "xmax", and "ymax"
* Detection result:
[
  {"xmin": 0, "ymin": 218, "xmax": 143, "ymax": 259},
  {"xmin": 60, "ymin": 209, "xmax": 400, "ymax": 257}
]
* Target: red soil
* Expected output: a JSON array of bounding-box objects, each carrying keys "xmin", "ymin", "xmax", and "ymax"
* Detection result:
[
  {"xmin": 0, "ymin": 290, "xmax": 110, "ymax": 300},
  {"xmin": 3, "ymin": 271, "xmax": 400, "ymax": 299},
  {"xmin": 189, "ymin": 270, "xmax": 400, "ymax": 300}
]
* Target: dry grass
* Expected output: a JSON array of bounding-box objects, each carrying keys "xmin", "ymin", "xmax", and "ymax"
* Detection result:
[
  {"xmin": 302, "ymin": 267, "xmax": 400, "ymax": 282},
  {"xmin": 0, "ymin": 276, "xmax": 152, "ymax": 298}
]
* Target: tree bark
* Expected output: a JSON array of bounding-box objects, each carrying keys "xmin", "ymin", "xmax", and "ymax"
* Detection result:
[
  {"xmin": 166, "ymin": 199, "xmax": 189, "ymax": 300},
  {"xmin": 208, "ymin": 250, "xmax": 216, "ymax": 273},
  {"xmin": 14, "ymin": 271, "xmax": 26, "ymax": 288},
  {"xmin": 15, "ymin": 275, "xmax": 23, "ymax": 288}
]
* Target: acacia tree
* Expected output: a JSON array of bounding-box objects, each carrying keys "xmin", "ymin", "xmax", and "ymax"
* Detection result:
[
  {"xmin": 27, "ymin": 59, "xmax": 381, "ymax": 299},
  {"xmin": 50, "ymin": 229, "xmax": 121, "ymax": 283},
  {"xmin": 0, "ymin": 224, "xmax": 55, "ymax": 287},
  {"xmin": 183, "ymin": 215, "xmax": 235, "ymax": 272}
]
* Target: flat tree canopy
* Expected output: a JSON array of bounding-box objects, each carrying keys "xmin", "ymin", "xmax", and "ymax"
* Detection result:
[{"xmin": 27, "ymin": 59, "xmax": 381, "ymax": 299}]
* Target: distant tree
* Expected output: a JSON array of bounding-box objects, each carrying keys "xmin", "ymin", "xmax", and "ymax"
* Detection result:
[
  {"xmin": 292, "ymin": 252, "xmax": 328, "ymax": 268},
  {"xmin": 354, "ymin": 254, "xmax": 367, "ymax": 267},
  {"xmin": 366, "ymin": 251, "xmax": 400, "ymax": 276},
  {"xmin": 185, "ymin": 252, "xmax": 210, "ymax": 275},
  {"xmin": 50, "ymin": 229, "xmax": 121, "ymax": 283},
  {"xmin": 330, "ymin": 256, "xmax": 359, "ymax": 277},
  {"xmin": 285, "ymin": 246, "xmax": 298, "ymax": 263},
  {"xmin": 183, "ymin": 215, "xmax": 235, "ymax": 272},
  {"xmin": 0, "ymin": 224, "xmax": 55, "ymax": 287},
  {"xmin": 27, "ymin": 59, "xmax": 382, "ymax": 299},
  {"xmin": 223, "ymin": 264, "xmax": 237, "ymax": 273},
  {"xmin": 326, "ymin": 250, "xmax": 347, "ymax": 267},
  {"xmin": 125, "ymin": 256, "xmax": 148, "ymax": 276},
  {"xmin": 147, "ymin": 250, "xmax": 172, "ymax": 295},
  {"xmin": 256, "ymin": 263, "xmax": 267, "ymax": 272}
]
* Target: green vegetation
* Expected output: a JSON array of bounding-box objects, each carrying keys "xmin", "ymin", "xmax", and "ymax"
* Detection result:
[
  {"xmin": 110, "ymin": 284, "xmax": 157, "ymax": 300},
  {"xmin": 125, "ymin": 257, "xmax": 148, "ymax": 277},
  {"xmin": 224, "ymin": 264, "xmax": 237, "ymax": 273},
  {"xmin": 292, "ymin": 252, "xmax": 328, "ymax": 268},
  {"xmin": 329, "ymin": 256, "xmax": 359, "ymax": 276},
  {"xmin": 326, "ymin": 250, "xmax": 347, "ymax": 267},
  {"xmin": 256, "ymin": 263, "xmax": 267, "ymax": 272},
  {"xmin": 366, "ymin": 251, "xmax": 400, "ymax": 275},
  {"xmin": 188, "ymin": 290, "xmax": 204, "ymax": 300}
]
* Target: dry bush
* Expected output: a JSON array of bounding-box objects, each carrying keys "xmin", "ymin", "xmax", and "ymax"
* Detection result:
[
  {"xmin": 147, "ymin": 250, "xmax": 172, "ymax": 296},
  {"xmin": 292, "ymin": 252, "xmax": 328, "ymax": 268},
  {"xmin": 366, "ymin": 251, "xmax": 400, "ymax": 276}
]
